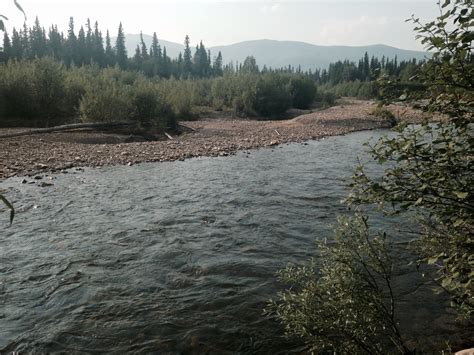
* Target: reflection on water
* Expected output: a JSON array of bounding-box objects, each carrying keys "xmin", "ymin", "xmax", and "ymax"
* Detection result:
[{"xmin": 0, "ymin": 130, "xmax": 466, "ymax": 352}]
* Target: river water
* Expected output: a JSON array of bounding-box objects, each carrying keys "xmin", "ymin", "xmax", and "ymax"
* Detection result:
[{"xmin": 0, "ymin": 130, "xmax": 466, "ymax": 353}]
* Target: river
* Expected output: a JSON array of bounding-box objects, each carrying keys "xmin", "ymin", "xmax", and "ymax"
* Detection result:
[{"xmin": 0, "ymin": 130, "xmax": 466, "ymax": 353}]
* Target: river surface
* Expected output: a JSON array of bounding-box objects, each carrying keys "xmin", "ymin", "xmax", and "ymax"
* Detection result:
[{"xmin": 0, "ymin": 130, "xmax": 466, "ymax": 353}]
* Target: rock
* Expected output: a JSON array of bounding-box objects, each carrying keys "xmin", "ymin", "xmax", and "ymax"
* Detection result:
[
  {"xmin": 21, "ymin": 179, "xmax": 27, "ymax": 184},
  {"xmin": 39, "ymin": 182, "xmax": 54, "ymax": 187},
  {"xmin": 34, "ymin": 175, "xmax": 43, "ymax": 180},
  {"xmin": 35, "ymin": 163, "xmax": 48, "ymax": 169}
]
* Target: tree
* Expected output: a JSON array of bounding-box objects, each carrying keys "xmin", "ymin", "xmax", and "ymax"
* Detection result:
[
  {"xmin": 150, "ymin": 32, "xmax": 161, "ymax": 59},
  {"xmin": 349, "ymin": 0, "xmax": 473, "ymax": 317},
  {"xmin": 269, "ymin": 0, "xmax": 473, "ymax": 351},
  {"xmin": 104, "ymin": 29, "xmax": 115, "ymax": 66},
  {"xmin": 267, "ymin": 215, "xmax": 408, "ymax": 354},
  {"xmin": 241, "ymin": 56, "xmax": 259, "ymax": 74},
  {"xmin": 139, "ymin": 31, "xmax": 148, "ymax": 59},
  {"xmin": 1, "ymin": 31, "xmax": 11, "ymax": 62},
  {"xmin": 115, "ymin": 22, "xmax": 127, "ymax": 69},
  {"xmin": 213, "ymin": 51, "xmax": 223, "ymax": 76},
  {"xmin": 183, "ymin": 35, "xmax": 192, "ymax": 76}
]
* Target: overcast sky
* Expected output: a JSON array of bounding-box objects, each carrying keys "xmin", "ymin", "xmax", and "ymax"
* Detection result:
[{"xmin": 3, "ymin": 0, "xmax": 438, "ymax": 50}]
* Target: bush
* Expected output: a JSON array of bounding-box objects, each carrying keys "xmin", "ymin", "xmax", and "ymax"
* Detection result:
[
  {"xmin": 254, "ymin": 74, "xmax": 292, "ymax": 117},
  {"xmin": 289, "ymin": 75, "xmax": 317, "ymax": 109},
  {"xmin": 79, "ymin": 68, "xmax": 135, "ymax": 122},
  {"xmin": 0, "ymin": 58, "xmax": 72, "ymax": 127},
  {"xmin": 267, "ymin": 215, "xmax": 408, "ymax": 353}
]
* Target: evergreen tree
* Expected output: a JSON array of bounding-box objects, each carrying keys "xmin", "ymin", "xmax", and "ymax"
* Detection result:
[
  {"xmin": 140, "ymin": 31, "xmax": 148, "ymax": 59},
  {"xmin": 105, "ymin": 29, "xmax": 115, "ymax": 66},
  {"xmin": 115, "ymin": 22, "xmax": 127, "ymax": 69},
  {"xmin": 213, "ymin": 50, "xmax": 223, "ymax": 76},
  {"xmin": 92, "ymin": 21, "xmax": 105, "ymax": 66},
  {"xmin": 77, "ymin": 26, "xmax": 86, "ymax": 65},
  {"xmin": 20, "ymin": 22, "xmax": 30, "ymax": 59},
  {"xmin": 150, "ymin": 32, "xmax": 161, "ymax": 59},
  {"xmin": 183, "ymin": 35, "xmax": 192, "ymax": 76},
  {"xmin": 30, "ymin": 17, "xmax": 47, "ymax": 58},
  {"xmin": 47, "ymin": 26, "xmax": 63, "ymax": 60},
  {"xmin": 65, "ymin": 16, "xmax": 77, "ymax": 66},
  {"xmin": 10, "ymin": 28, "xmax": 22, "ymax": 59},
  {"xmin": 1, "ymin": 31, "xmax": 11, "ymax": 62},
  {"xmin": 133, "ymin": 44, "xmax": 141, "ymax": 68}
]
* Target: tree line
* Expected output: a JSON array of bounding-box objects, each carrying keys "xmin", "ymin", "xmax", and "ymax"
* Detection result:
[{"xmin": 0, "ymin": 17, "xmax": 226, "ymax": 79}]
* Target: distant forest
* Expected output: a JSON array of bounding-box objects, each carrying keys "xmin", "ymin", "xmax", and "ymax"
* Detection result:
[{"xmin": 0, "ymin": 17, "xmax": 424, "ymax": 83}]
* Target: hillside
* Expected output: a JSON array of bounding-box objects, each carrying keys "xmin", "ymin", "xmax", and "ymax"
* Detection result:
[{"xmin": 123, "ymin": 35, "xmax": 429, "ymax": 70}]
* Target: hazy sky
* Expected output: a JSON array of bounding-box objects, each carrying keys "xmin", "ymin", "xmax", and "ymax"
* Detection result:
[{"xmin": 3, "ymin": 1, "xmax": 438, "ymax": 50}]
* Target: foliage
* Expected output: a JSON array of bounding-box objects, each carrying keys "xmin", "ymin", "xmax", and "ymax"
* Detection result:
[
  {"xmin": 267, "ymin": 215, "xmax": 409, "ymax": 354},
  {"xmin": 348, "ymin": 0, "xmax": 473, "ymax": 317},
  {"xmin": 288, "ymin": 75, "xmax": 317, "ymax": 109},
  {"xmin": 254, "ymin": 74, "xmax": 292, "ymax": 116},
  {"xmin": 370, "ymin": 104, "xmax": 398, "ymax": 127}
]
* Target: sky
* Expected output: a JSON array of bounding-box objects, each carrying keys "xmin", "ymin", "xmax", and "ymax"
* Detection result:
[{"xmin": 3, "ymin": 0, "xmax": 438, "ymax": 50}]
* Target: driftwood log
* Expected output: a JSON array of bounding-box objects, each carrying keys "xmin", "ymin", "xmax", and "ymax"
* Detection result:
[{"xmin": 0, "ymin": 122, "xmax": 197, "ymax": 139}]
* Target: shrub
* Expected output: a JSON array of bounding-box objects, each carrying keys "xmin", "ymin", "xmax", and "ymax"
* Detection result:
[
  {"xmin": 79, "ymin": 68, "xmax": 135, "ymax": 122},
  {"xmin": 289, "ymin": 75, "xmax": 317, "ymax": 109},
  {"xmin": 254, "ymin": 74, "xmax": 292, "ymax": 117}
]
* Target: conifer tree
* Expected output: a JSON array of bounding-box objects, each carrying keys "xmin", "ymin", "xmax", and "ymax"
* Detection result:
[
  {"xmin": 30, "ymin": 17, "xmax": 47, "ymax": 58},
  {"xmin": 213, "ymin": 50, "xmax": 223, "ymax": 76},
  {"xmin": 150, "ymin": 32, "xmax": 161, "ymax": 59},
  {"xmin": 48, "ymin": 25, "xmax": 62, "ymax": 60},
  {"xmin": 1, "ymin": 31, "xmax": 11, "ymax": 62},
  {"xmin": 105, "ymin": 29, "xmax": 115, "ymax": 66},
  {"xmin": 140, "ymin": 31, "xmax": 148, "ymax": 59},
  {"xmin": 115, "ymin": 22, "xmax": 127, "ymax": 69},
  {"xmin": 93, "ymin": 21, "xmax": 105, "ymax": 66},
  {"xmin": 183, "ymin": 35, "xmax": 192, "ymax": 76},
  {"xmin": 65, "ymin": 16, "xmax": 77, "ymax": 65}
]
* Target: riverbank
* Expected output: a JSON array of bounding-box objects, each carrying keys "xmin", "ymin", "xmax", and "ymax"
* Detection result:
[{"xmin": 0, "ymin": 99, "xmax": 429, "ymax": 179}]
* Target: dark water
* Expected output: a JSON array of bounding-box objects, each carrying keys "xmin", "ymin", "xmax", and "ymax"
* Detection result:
[{"xmin": 0, "ymin": 130, "xmax": 466, "ymax": 353}]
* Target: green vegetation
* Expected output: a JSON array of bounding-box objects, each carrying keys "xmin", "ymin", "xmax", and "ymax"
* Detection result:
[
  {"xmin": 269, "ymin": 0, "xmax": 473, "ymax": 352},
  {"xmin": 267, "ymin": 215, "xmax": 407, "ymax": 353}
]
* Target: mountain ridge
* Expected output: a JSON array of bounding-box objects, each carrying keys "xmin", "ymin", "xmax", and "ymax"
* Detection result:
[{"xmin": 121, "ymin": 34, "xmax": 429, "ymax": 70}]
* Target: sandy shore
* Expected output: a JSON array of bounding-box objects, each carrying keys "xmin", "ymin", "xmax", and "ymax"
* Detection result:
[{"xmin": 0, "ymin": 99, "xmax": 428, "ymax": 180}]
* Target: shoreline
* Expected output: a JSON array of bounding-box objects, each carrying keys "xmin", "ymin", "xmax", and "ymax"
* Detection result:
[{"xmin": 0, "ymin": 99, "xmax": 427, "ymax": 180}]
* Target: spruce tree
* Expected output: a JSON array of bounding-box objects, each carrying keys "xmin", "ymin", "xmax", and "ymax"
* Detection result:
[
  {"xmin": 115, "ymin": 22, "xmax": 127, "ymax": 69},
  {"xmin": 30, "ymin": 17, "xmax": 47, "ymax": 58},
  {"xmin": 65, "ymin": 16, "xmax": 77, "ymax": 66},
  {"xmin": 1, "ymin": 31, "xmax": 11, "ymax": 62},
  {"xmin": 140, "ymin": 31, "xmax": 148, "ymax": 59},
  {"xmin": 48, "ymin": 25, "xmax": 62, "ymax": 60},
  {"xmin": 93, "ymin": 21, "xmax": 105, "ymax": 66},
  {"xmin": 150, "ymin": 32, "xmax": 161, "ymax": 59},
  {"xmin": 213, "ymin": 51, "xmax": 223, "ymax": 76},
  {"xmin": 183, "ymin": 35, "xmax": 192, "ymax": 76},
  {"xmin": 105, "ymin": 29, "xmax": 115, "ymax": 66}
]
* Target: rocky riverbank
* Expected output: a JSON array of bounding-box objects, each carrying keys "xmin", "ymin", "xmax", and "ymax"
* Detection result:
[{"xmin": 0, "ymin": 99, "xmax": 430, "ymax": 180}]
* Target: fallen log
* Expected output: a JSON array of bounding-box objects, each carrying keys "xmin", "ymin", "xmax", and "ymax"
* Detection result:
[
  {"xmin": 0, "ymin": 122, "xmax": 136, "ymax": 139},
  {"xmin": 177, "ymin": 123, "xmax": 197, "ymax": 132}
]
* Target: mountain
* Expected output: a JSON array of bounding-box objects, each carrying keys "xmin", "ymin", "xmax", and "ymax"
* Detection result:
[
  {"xmin": 123, "ymin": 35, "xmax": 429, "ymax": 70},
  {"xmin": 120, "ymin": 34, "xmax": 185, "ymax": 59},
  {"xmin": 211, "ymin": 40, "xmax": 429, "ymax": 71}
]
